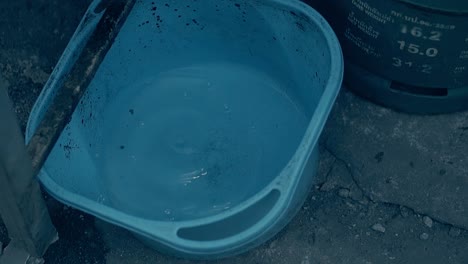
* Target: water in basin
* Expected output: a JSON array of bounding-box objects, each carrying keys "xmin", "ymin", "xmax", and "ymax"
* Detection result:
[{"xmin": 98, "ymin": 62, "xmax": 308, "ymax": 221}]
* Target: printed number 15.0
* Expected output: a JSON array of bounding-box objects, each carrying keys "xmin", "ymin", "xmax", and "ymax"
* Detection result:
[{"xmin": 397, "ymin": 41, "xmax": 438, "ymax": 57}]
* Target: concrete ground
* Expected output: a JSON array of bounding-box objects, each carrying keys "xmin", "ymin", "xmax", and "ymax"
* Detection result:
[{"xmin": 1, "ymin": 1, "xmax": 467, "ymax": 263}]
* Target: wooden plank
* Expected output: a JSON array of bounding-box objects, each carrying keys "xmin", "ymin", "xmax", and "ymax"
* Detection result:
[
  {"xmin": 0, "ymin": 86, "xmax": 57, "ymax": 259},
  {"xmin": 27, "ymin": 0, "xmax": 136, "ymax": 175},
  {"xmin": 0, "ymin": 0, "xmax": 135, "ymax": 260}
]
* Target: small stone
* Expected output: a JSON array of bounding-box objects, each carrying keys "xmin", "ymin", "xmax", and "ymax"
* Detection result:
[
  {"xmin": 419, "ymin": 232, "xmax": 429, "ymax": 240},
  {"xmin": 371, "ymin": 223, "xmax": 386, "ymax": 233},
  {"xmin": 269, "ymin": 240, "xmax": 277, "ymax": 249},
  {"xmin": 319, "ymin": 181, "xmax": 336, "ymax": 192},
  {"xmin": 84, "ymin": 228, "xmax": 94, "ymax": 238},
  {"xmin": 359, "ymin": 197, "xmax": 370, "ymax": 205},
  {"xmin": 338, "ymin": 188, "xmax": 350, "ymax": 198},
  {"xmin": 374, "ymin": 151, "xmax": 384, "ymax": 163},
  {"xmin": 301, "ymin": 256, "xmax": 311, "ymax": 264},
  {"xmin": 349, "ymin": 187, "xmax": 364, "ymax": 202},
  {"xmin": 449, "ymin": 227, "xmax": 461, "ymax": 237},
  {"xmin": 400, "ymin": 206, "xmax": 410, "ymax": 218},
  {"xmin": 423, "ymin": 216, "xmax": 433, "ymax": 228},
  {"xmin": 28, "ymin": 257, "xmax": 45, "ymax": 264},
  {"xmin": 345, "ymin": 201, "xmax": 357, "ymax": 210}
]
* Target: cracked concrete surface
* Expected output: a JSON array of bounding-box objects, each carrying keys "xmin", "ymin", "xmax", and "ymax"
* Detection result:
[
  {"xmin": 323, "ymin": 89, "xmax": 468, "ymax": 231},
  {"xmin": 319, "ymin": 145, "xmax": 463, "ymax": 231},
  {"xmin": 1, "ymin": 1, "xmax": 468, "ymax": 263}
]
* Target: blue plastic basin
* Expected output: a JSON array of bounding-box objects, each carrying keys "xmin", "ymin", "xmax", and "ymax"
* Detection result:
[{"xmin": 26, "ymin": 0, "xmax": 342, "ymax": 259}]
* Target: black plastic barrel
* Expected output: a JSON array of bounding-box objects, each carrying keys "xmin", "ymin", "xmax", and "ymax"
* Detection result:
[{"xmin": 305, "ymin": 0, "xmax": 468, "ymax": 113}]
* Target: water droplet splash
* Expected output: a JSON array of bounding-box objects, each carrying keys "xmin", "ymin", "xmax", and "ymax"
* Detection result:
[
  {"xmin": 180, "ymin": 168, "xmax": 208, "ymax": 185},
  {"xmin": 223, "ymin": 104, "xmax": 231, "ymax": 114},
  {"xmin": 97, "ymin": 195, "xmax": 106, "ymax": 204}
]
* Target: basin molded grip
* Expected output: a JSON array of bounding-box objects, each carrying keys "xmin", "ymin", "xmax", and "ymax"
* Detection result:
[
  {"xmin": 177, "ymin": 189, "xmax": 281, "ymax": 242},
  {"xmin": 137, "ymin": 187, "xmax": 293, "ymax": 259}
]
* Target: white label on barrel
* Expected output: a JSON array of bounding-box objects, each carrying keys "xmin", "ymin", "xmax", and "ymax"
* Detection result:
[
  {"xmin": 344, "ymin": 28, "xmax": 381, "ymax": 58},
  {"xmin": 348, "ymin": 11, "xmax": 380, "ymax": 39},
  {"xmin": 454, "ymin": 66, "xmax": 466, "ymax": 74},
  {"xmin": 351, "ymin": 0, "xmax": 393, "ymax": 24},
  {"xmin": 460, "ymin": 51, "xmax": 468, "ymax": 59}
]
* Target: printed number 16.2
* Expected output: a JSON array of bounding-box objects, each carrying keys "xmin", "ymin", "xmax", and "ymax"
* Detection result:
[{"xmin": 401, "ymin": 25, "xmax": 442, "ymax": 41}]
